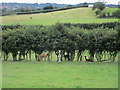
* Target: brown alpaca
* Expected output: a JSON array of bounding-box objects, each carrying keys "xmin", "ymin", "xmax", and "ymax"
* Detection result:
[
  {"xmin": 39, "ymin": 54, "xmax": 47, "ymax": 61},
  {"xmin": 84, "ymin": 56, "xmax": 93, "ymax": 62}
]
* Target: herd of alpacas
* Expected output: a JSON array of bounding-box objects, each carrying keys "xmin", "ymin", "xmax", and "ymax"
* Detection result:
[{"xmin": 39, "ymin": 53, "xmax": 94, "ymax": 62}]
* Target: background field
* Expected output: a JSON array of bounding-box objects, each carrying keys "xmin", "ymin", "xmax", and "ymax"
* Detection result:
[
  {"xmin": 2, "ymin": 61, "xmax": 118, "ymax": 88},
  {"xmin": 104, "ymin": 7, "xmax": 118, "ymax": 14},
  {"xmin": 2, "ymin": 8, "xmax": 118, "ymax": 25}
]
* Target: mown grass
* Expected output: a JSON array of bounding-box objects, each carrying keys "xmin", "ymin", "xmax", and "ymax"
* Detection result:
[
  {"xmin": 2, "ymin": 52, "xmax": 119, "ymax": 88},
  {"xmin": 2, "ymin": 8, "xmax": 118, "ymax": 25},
  {"xmin": 2, "ymin": 61, "xmax": 118, "ymax": 88}
]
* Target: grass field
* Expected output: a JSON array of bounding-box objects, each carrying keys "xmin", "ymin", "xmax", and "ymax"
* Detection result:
[
  {"xmin": 2, "ymin": 8, "xmax": 118, "ymax": 25},
  {"xmin": 2, "ymin": 61, "xmax": 118, "ymax": 88},
  {"xmin": 105, "ymin": 7, "xmax": 118, "ymax": 14},
  {"xmin": 1, "ymin": 7, "xmax": 119, "ymax": 88},
  {"xmin": 2, "ymin": 52, "xmax": 119, "ymax": 88}
]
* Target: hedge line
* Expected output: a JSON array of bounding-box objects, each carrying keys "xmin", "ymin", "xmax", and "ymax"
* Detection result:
[
  {"xmin": 16, "ymin": 6, "xmax": 85, "ymax": 15},
  {"xmin": 1, "ymin": 23, "xmax": 120, "ymax": 62},
  {"xmin": 2, "ymin": 22, "xmax": 120, "ymax": 31},
  {"xmin": 64, "ymin": 22, "xmax": 120, "ymax": 29}
]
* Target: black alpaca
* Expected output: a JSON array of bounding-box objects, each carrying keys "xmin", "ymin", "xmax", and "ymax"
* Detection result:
[{"xmin": 64, "ymin": 54, "xmax": 70, "ymax": 61}]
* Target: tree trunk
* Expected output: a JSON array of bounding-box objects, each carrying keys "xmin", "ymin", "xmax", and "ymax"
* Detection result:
[
  {"xmin": 35, "ymin": 52, "xmax": 38, "ymax": 61},
  {"xmin": 50, "ymin": 52, "xmax": 53, "ymax": 61},
  {"xmin": 77, "ymin": 51, "xmax": 82, "ymax": 61},
  {"xmin": 25, "ymin": 51, "xmax": 28, "ymax": 61},
  {"xmin": 4, "ymin": 52, "xmax": 8, "ymax": 61},
  {"xmin": 29, "ymin": 50, "xmax": 32, "ymax": 61},
  {"xmin": 19, "ymin": 52, "xmax": 22, "ymax": 61},
  {"xmin": 70, "ymin": 51, "xmax": 75, "ymax": 61},
  {"xmin": 55, "ymin": 51, "xmax": 59, "ymax": 62},
  {"xmin": 89, "ymin": 50, "xmax": 94, "ymax": 60},
  {"xmin": 12, "ymin": 53, "xmax": 18, "ymax": 61},
  {"xmin": 47, "ymin": 51, "xmax": 50, "ymax": 61}
]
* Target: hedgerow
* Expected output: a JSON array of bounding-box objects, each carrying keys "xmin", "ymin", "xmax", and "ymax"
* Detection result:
[{"xmin": 1, "ymin": 23, "xmax": 119, "ymax": 62}]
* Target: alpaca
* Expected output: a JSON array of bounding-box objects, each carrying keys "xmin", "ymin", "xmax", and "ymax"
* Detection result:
[
  {"xmin": 39, "ymin": 54, "xmax": 47, "ymax": 61},
  {"xmin": 84, "ymin": 56, "xmax": 93, "ymax": 62},
  {"xmin": 64, "ymin": 54, "xmax": 70, "ymax": 61}
]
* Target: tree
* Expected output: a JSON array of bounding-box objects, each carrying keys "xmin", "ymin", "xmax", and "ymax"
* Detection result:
[
  {"xmin": 100, "ymin": 11, "xmax": 106, "ymax": 18},
  {"xmin": 67, "ymin": 5, "xmax": 72, "ymax": 8},
  {"xmin": 112, "ymin": 10, "xmax": 120, "ymax": 18},
  {"xmin": 43, "ymin": 5, "xmax": 54, "ymax": 10},
  {"xmin": 95, "ymin": 9, "xmax": 101, "ymax": 15},
  {"xmin": 69, "ymin": 27, "xmax": 87, "ymax": 61},
  {"xmin": 92, "ymin": 2, "xmax": 106, "ymax": 11},
  {"xmin": 82, "ymin": 2, "xmax": 88, "ymax": 7}
]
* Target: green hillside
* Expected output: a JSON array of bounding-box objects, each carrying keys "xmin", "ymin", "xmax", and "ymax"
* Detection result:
[
  {"xmin": 2, "ymin": 7, "xmax": 118, "ymax": 25},
  {"xmin": 105, "ymin": 7, "xmax": 118, "ymax": 14}
]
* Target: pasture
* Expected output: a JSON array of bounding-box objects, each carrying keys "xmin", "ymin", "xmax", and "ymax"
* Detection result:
[
  {"xmin": 2, "ymin": 51, "xmax": 119, "ymax": 88},
  {"xmin": 1, "ymin": 6, "xmax": 119, "ymax": 88},
  {"xmin": 2, "ymin": 61, "xmax": 118, "ymax": 88},
  {"xmin": 2, "ymin": 8, "xmax": 118, "ymax": 25},
  {"xmin": 105, "ymin": 7, "xmax": 118, "ymax": 14}
]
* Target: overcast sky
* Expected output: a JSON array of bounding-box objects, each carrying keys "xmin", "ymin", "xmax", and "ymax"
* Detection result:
[{"xmin": 1, "ymin": 0, "xmax": 120, "ymax": 5}]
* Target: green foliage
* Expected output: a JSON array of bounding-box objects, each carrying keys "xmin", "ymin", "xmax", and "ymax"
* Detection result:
[
  {"xmin": 112, "ymin": 10, "xmax": 120, "ymax": 18},
  {"xmin": 100, "ymin": 11, "xmax": 106, "ymax": 18},
  {"xmin": 67, "ymin": 5, "xmax": 73, "ymax": 8},
  {"xmin": 92, "ymin": 2, "xmax": 106, "ymax": 11},
  {"xmin": 82, "ymin": 2, "xmax": 88, "ymax": 7},
  {"xmin": 95, "ymin": 9, "xmax": 101, "ymax": 15},
  {"xmin": 2, "ymin": 23, "xmax": 119, "ymax": 62},
  {"xmin": 94, "ymin": 8, "xmax": 119, "ymax": 18},
  {"xmin": 64, "ymin": 22, "xmax": 120, "ymax": 29},
  {"xmin": 107, "ymin": 12, "xmax": 110, "ymax": 17},
  {"xmin": 43, "ymin": 5, "xmax": 54, "ymax": 10}
]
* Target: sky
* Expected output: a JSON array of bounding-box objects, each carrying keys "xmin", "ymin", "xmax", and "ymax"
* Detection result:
[{"xmin": 1, "ymin": 0, "xmax": 120, "ymax": 5}]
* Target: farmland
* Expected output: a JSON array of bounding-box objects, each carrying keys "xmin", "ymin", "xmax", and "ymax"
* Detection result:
[
  {"xmin": 1, "ymin": 6, "xmax": 119, "ymax": 89},
  {"xmin": 2, "ymin": 8, "xmax": 118, "ymax": 25},
  {"xmin": 105, "ymin": 7, "xmax": 118, "ymax": 14},
  {"xmin": 2, "ymin": 61, "xmax": 118, "ymax": 88}
]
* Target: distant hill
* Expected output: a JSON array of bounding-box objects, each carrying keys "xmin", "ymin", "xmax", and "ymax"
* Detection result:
[
  {"xmin": 2, "ymin": 8, "xmax": 118, "ymax": 25},
  {"xmin": 106, "ymin": 4, "xmax": 119, "ymax": 8},
  {"xmin": 1, "ymin": 2, "xmax": 119, "ymax": 16},
  {"xmin": 1, "ymin": 2, "xmax": 119, "ymax": 11},
  {"xmin": 1, "ymin": 3, "xmax": 69, "ymax": 11}
]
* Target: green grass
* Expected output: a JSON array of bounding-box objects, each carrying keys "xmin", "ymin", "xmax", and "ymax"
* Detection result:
[
  {"xmin": 105, "ymin": 7, "xmax": 118, "ymax": 14},
  {"xmin": 2, "ymin": 8, "xmax": 118, "ymax": 25},
  {"xmin": 1, "ymin": 7, "xmax": 119, "ymax": 88},
  {"xmin": 0, "ymin": 61, "xmax": 2, "ymax": 89},
  {"xmin": 2, "ymin": 51, "xmax": 119, "ymax": 88},
  {"xmin": 2, "ymin": 61, "xmax": 118, "ymax": 88}
]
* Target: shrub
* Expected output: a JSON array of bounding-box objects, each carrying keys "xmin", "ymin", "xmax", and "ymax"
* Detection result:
[
  {"xmin": 112, "ymin": 10, "xmax": 120, "ymax": 18},
  {"xmin": 43, "ymin": 5, "xmax": 54, "ymax": 10},
  {"xmin": 95, "ymin": 9, "xmax": 101, "ymax": 15},
  {"xmin": 100, "ymin": 11, "xmax": 106, "ymax": 18},
  {"xmin": 107, "ymin": 12, "xmax": 110, "ymax": 17}
]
